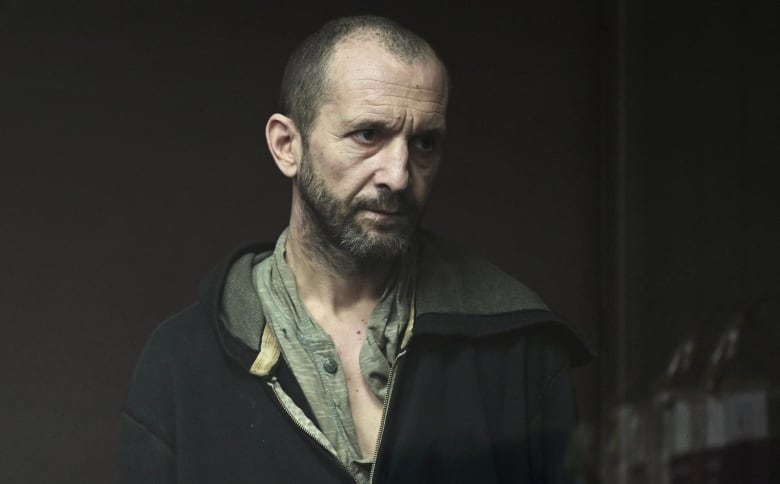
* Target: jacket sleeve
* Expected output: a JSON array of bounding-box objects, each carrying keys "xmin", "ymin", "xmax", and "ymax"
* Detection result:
[
  {"xmin": 119, "ymin": 411, "xmax": 176, "ymax": 483},
  {"xmin": 527, "ymin": 331, "xmax": 580, "ymax": 484},
  {"xmin": 119, "ymin": 322, "xmax": 178, "ymax": 483}
]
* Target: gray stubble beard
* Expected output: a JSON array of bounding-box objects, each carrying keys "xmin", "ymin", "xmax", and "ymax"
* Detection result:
[{"xmin": 296, "ymin": 151, "xmax": 420, "ymax": 265}]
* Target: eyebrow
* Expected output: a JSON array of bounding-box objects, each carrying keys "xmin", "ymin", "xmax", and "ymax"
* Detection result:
[
  {"xmin": 349, "ymin": 118, "xmax": 394, "ymax": 131},
  {"xmin": 344, "ymin": 116, "xmax": 446, "ymax": 136},
  {"xmin": 413, "ymin": 127, "xmax": 447, "ymax": 139}
]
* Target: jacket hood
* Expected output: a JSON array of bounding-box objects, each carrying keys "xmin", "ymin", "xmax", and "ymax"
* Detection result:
[{"xmin": 199, "ymin": 233, "xmax": 594, "ymax": 370}]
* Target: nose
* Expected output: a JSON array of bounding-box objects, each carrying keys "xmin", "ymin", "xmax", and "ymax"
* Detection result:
[{"xmin": 374, "ymin": 139, "xmax": 410, "ymax": 192}]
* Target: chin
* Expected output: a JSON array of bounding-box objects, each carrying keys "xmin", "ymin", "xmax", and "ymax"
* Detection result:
[{"xmin": 340, "ymin": 227, "xmax": 414, "ymax": 261}]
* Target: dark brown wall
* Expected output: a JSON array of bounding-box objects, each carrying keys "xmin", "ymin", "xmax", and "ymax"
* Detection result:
[
  {"xmin": 1, "ymin": 2, "xmax": 602, "ymax": 482},
  {"xmin": 610, "ymin": 0, "xmax": 780, "ymax": 402}
]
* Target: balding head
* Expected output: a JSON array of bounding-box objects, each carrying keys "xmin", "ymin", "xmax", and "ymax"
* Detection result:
[{"xmin": 278, "ymin": 15, "xmax": 449, "ymax": 144}]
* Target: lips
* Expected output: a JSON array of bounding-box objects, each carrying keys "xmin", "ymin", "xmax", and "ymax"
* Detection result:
[
  {"xmin": 363, "ymin": 209, "xmax": 404, "ymax": 219},
  {"xmin": 369, "ymin": 209, "xmax": 402, "ymax": 215},
  {"xmin": 358, "ymin": 203, "xmax": 405, "ymax": 215},
  {"xmin": 353, "ymin": 193, "xmax": 417, "ymax": 220}
]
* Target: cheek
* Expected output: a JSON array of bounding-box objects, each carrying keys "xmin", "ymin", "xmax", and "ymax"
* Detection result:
[
  {"xmin": 334, "ymin": 167, "xmax": 377, "ymax": 201},
  {"xmin": 412, "ymin": 168, "xmax": 437, "ymax": 205},
  {"xmin": 308, "ymin": 148, "xmax": 352, "ymax": 190},
  {"xmin": 320, "ymin": 146, "xmax": 367, "ymax": 182}
]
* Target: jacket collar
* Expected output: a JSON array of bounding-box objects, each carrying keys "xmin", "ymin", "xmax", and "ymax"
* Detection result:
[{"xmin": 199, "ymin": 233, "xmax": 594, "ymax": 372}]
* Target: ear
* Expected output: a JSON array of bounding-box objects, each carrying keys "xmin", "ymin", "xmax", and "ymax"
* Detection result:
[{"xmin": 265, "ymin": 113, "xmax": 302, "ymax": 178}]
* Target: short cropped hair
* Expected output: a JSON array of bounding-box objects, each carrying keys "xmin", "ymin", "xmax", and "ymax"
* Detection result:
[{"xmin": 278, "ymin": 15, "xmax": 447, "ymax": 143}]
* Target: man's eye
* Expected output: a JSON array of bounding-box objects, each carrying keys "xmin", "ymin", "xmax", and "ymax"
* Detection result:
[
  {"xmin": 352, "ymin": 129, "xmax": 379, "ymax": 144},
  {"xmin": 412, "ymin": 134, "xmax": 437, "ymax": 154}
]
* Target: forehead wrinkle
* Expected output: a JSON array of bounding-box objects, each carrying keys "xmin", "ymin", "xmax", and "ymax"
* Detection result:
[
  {"xmin": 350, "ymin": 79, "xmax": 442, "ymax": 93},
  {"xmin": 341, "ymin": 108, "xmax": 445, "ymax": 133},
  {"xmin": 356, "ymin": 105, "xmax": 445, "ymax": 117},
  {"xmin": 343, "ymin": 88, "xmax": 446, "ymax": 112},
  {"xmin": 346, "ymin": 102, "xmax": 445, "ymax": 119},
  {"xmin": 349, "ymin": 85, "xmax": 444, "ymax": 104},
  {"xmin": 352, "ymin": 89, "xmax": 444, "ymax": 100},
  {"xmin": 359, "ymin": 97, "xmax": 444, "ymax": 110},
  {"xmin": 348, "ymin": 76, "xmax": 445, "ymax": 96}
]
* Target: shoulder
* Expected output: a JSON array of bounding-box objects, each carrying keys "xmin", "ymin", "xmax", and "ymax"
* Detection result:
[
  {"xmin": 413, "ymin": 231, "xmax": 594, "ymax": 367},
  {"xmin": 139, "ymin": 303, "xmax": 212, "ymax": 361},
  {"xmin": 124, "ymin": 304, "xmax": 212, "ymax": 399},
  {"xmin": 415, "ymin": 231, "xmax": 548, "ymax": 316},
  {"xmin": 121, "ymin": 304, "xmax": 206, "ymax": 440}
]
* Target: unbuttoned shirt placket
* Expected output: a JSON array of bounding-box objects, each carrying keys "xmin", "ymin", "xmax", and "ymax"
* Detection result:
[
  {"xmin": 253, "ymin": 230, "xmax": 413, "ymax": 483},
  {"xmin": 299, "ymin": 330, "xmax": 370, "ymax": 470}
]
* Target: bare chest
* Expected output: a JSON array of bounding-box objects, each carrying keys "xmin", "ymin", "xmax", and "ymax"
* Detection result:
[{"xmin": 323, "ymin": 320, "xmax": 384, "ymax": 459}]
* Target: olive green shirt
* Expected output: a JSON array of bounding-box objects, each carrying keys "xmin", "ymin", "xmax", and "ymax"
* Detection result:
[{"xmin": 252, "ymin": 229, "xmax": 414, "ymax": 482}]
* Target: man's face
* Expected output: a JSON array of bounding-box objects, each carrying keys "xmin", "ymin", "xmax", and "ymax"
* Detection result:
[{"xmin": 295, "ymin": 39, "xmax": 448, "ymax": 261}]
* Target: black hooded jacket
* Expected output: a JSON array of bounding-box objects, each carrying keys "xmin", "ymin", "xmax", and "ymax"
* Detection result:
[{"xmin": 120, "ymin": 233, "xmax": 593, "ymax": 483}]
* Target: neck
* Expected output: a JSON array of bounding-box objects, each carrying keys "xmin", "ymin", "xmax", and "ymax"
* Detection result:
[{"xmin": 285, "ymin": 215, "xmax": 395, "ymax": 316}]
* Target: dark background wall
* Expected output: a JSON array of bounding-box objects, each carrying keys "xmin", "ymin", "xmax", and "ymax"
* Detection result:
[
  {"xmin": 605, "ymin": 0, "xmax": 780, "ymax": 403},
  {"xmin": 1, "ymin": 2, "xmax": 602, "ymax": 482}
]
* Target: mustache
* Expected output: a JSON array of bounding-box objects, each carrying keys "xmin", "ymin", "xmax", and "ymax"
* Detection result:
[{"xmin": 352, "ymin": 191, "xmax": 417, "ymax": 215}]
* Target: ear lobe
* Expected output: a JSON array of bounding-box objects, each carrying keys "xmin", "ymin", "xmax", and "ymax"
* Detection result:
[{"xmin": 265, "ymin": 113, "xmax": 301, "ymax": 178}]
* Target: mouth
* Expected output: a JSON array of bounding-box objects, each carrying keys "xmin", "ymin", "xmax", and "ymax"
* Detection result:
[
  {"xmin": 358, "ymin": 208, "xmax": 410, "ymax": 228},
  {"xmin": 367, "ymin": 208, "xmax": 402, "ymax": 216},
  {"xmin": 362, "ymin": 208, "xmax": 403, "ymax": 218},
  {"xmin": 359, "ymin": 202, "xmax": 405, "ymax": 214},
  {"xmin": 353, "ymin": 195, "xmax": 417, "ymax": 226}
]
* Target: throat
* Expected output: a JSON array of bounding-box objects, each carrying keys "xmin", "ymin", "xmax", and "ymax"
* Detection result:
[{"xmin": 285, "ymin": 227, "xmax": 395, "ymax": 313}]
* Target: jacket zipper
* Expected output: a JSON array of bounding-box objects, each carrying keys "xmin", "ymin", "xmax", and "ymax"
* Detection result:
[
  {"xmin": 265, "ymin": 349, "xmax": 407, "ymax": 484},
  {"xmin": 266, "ymin": 377, "xmax": 359, "ymax": 483},
  {"xmin": 368, "ymin": 349, "xmax": 407, "ymax": 484}
]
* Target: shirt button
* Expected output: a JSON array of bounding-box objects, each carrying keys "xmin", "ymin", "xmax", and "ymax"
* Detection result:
[{"xmin": 323, "ymin": 357, "xmax": 338, "ymax": 374}]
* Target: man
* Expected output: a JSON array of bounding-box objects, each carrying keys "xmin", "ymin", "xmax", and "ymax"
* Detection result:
[{"xmin": 120, "ymin": 15, "xmax": 592, "ymax": 484}]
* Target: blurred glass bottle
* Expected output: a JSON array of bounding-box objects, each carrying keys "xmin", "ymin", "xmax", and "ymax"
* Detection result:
[
  {"xmin": 650, "ymin": 304, "xmax": 741, "ymax": 484},
  {"xmin": 700, "ymin": 296, "xmax": 780, "ymax": 484}
]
